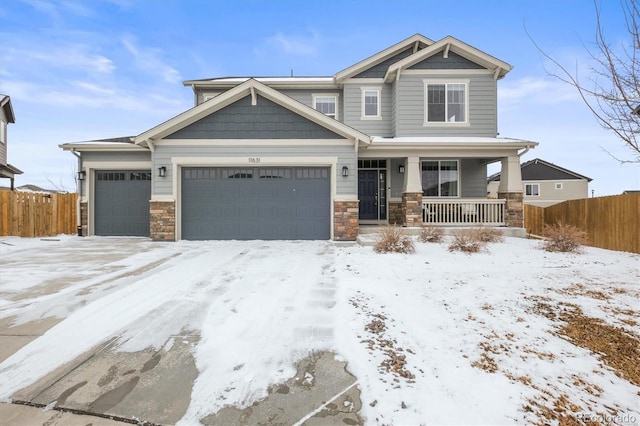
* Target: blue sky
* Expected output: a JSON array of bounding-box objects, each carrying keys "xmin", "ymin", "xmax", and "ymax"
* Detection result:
[{"xmin": 1, "ymin": 0, "xmax": 638, "ymax": 195}]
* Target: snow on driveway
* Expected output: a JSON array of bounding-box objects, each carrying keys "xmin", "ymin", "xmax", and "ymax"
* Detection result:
[{"xmin": 0, "ymin": 235, "xmax": 638, "ymax": 425}]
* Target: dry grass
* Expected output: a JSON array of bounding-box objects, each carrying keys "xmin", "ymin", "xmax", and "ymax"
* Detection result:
[
  {"xmin": 448, "ymin": 228, "xmax": 485, "ymax": 253},
  {"xmin": 419, "ymin": 225, "xmax": 444, "ymax": 243},
  {"xmin": 541, "ymin": 223, "xmax": 588, "ymax": 253},
  {"xmin": 474, "ymin": 226, "xmax": 504, "ymax": 243},
  {"xmin": 374, "ymin": 226, "xmax": 415, "ymax": 254}
]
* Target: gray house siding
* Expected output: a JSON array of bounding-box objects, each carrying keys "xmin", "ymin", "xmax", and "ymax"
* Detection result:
[
  {"xmin": 408, "ymin": 51, "xmax": 485, "ymax": 70},
  {"xmin": 167, "ymin": 95, "xmax": 343, "ymax": 140},
  {"xmin": 278, "ymin": 89, "xmax": 345, "ymax": 123},
  {"xmin": 153, "ymin": 144, "xmax": 357, "ymax": 197},
  {"xmin": 79, "ymin": 150, "xmax": 151, "ymax": 195},
  {"xmin": 460, "ymin": 159, "xmax": 487, "ymax": 197},
  {"xmin": 0, "ymin": 108, "xmax": 7, "ymax": 165},
  {"xmin": 395, "ymin": 74, "xmax": 497, "ymax": 137},
  {"xmin": 353, "ymin": 47, "xmax": 415, "ymax": 79},
  {"xmin": 343, "ymin": 83, "xmax": 393, "ymax": 137}
]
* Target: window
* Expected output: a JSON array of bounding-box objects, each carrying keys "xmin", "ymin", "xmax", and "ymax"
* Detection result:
[
  {"xmin": 313, "ymin": 95, "xmax": 337, "ymax": 118},
  {"xmin": 525, "ymin": 184, "xmax": 540, "ymax": 196},
  {"xmin": 424, "ymin": 81, "xmax": 468, "ymax": 124},
  {"xmin": 421, "ymin": 160, "xmax": 459, "ymax": 197},
  {"xmin": 0, "ymin": 122, "xmax": 6, "ymax": 144},
  {"xmin": 361, "ymin": 88, "xmax": 381, "ymax": 118},
  {"xmin": 555, "ymin": 183, "xmax": 563, "ymax": 190}
]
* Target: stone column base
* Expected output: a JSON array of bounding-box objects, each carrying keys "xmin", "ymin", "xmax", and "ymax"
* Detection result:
[
  {"xmin": 388, "ymin": 201, "xmax": 403, "ymax": 225},
  {"xmin": 334, "ymin": 200, "xmax": 359, "ymax": 241},
  {"xmin": 150, "ymin": 201, "xmax": 176, "ymax": 241},
  {"xmin": 402, "ymin": 192, "xmax": 423, "ymax": 227},
  {"xmin": 498, "ymin": 191, "xmax": 524, "ymax": 228},
  {"xmin": 79, "ymin": 201, "xmax": 88, "ymax": 236}
]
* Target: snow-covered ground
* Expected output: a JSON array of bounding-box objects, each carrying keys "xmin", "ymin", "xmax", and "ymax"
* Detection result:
[{"xmin": 0, "ymin": 235, "xmax": 638, "ymax": 425}]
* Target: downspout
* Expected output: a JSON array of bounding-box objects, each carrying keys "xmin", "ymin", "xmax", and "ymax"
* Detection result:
[
  {"xmin": 70, "ymin": 149, "xmax": 82, "ymax": 236},
  {"xmin": 518, "ymin": 146, "xmax": 531, "ymax": 157}
]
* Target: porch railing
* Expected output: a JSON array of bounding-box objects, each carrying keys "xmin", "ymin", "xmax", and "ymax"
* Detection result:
[{"xmin": 422, "ymin": 198, "xmax": 506, "ymax": 226}]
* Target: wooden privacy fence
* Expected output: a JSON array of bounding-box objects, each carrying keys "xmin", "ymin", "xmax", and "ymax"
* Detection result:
[
  {"xmin": 0, "ymin": 190, "xmax": 78, "ymax": 237},
  {"xmin": 524, "ymin": 193, "xmax": 640, "ymax": 254}
]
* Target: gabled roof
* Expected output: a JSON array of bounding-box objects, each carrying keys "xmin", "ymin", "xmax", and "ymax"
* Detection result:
[
  {"xmin": 488, "ymin": 158, "xmax": 592, "ymax": 182},
  {"xmin": 384, "ymin": 36, "xmax": 512, "ymax": 82},
  {"xmin": 59, "ymin": 136, "xmax": 147, "ymax": 151},
  {"xmin": 0, "ymin": 95, "xmax": 16, "ymax": 123},
  {"xmin": 334, "ymin": 34, "xmax": 434, "ymax": 82},
  {"xmin": 183, "ymin": 77, "xmax": 336, "ymax": 90},
  {"xmin": 135, "ymin": 79, "xmax": 370, "ymax": 145}
]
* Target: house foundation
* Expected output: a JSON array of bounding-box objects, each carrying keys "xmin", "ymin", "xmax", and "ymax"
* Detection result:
[
  {"xmin": 498, "ymin": 191, "xmax": 524, "ymax": 228},
  {"xmin": 334, "ymin": 200, "xmax": 359, "ymax": 240},
  {"xmin": 402, "ymin": 192, "xmax": 423, "ymax": 227},
  {"xmin": 388, "ymin": 201, "xmax": 403, "ymax": 225},
  {"xmin": 79, "ymin": 201, "xmax": 88, "ymax": 236},
  {"xmin": 150, "ymin": 201, "xmax": 176, "ymax": 241}
]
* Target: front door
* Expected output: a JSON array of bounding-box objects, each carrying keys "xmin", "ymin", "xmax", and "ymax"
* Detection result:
[{"xmin": 358, "ymin": 169, "xmax": 387, "ymax": 220}]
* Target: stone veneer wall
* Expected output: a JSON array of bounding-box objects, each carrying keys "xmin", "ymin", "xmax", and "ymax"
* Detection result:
[
  {"xmin": 79, "ymin": 201, "xmax": 88, "ymax": 236},
  {"xmin": 334, "ymin": 200, "xmax": 359, "ymax": 241},
  {"xmin": 402, "ymin": 192, "xmax": 423, "ymax": 227},
  {"xmin": 388, "ymin": 201, "xmax": 403, "ymax": 225},
  {"xmin": 150, "ymin": 201, "xmax": 176, "ymax": 241},
  {"xmin": 498, "ymin": 192, "xmax": 524, "ymax": 228}
]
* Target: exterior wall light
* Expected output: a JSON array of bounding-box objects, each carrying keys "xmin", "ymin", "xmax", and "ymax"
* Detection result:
[
  {"xmin": 158, "ymin": 166, "xmax": 167, "ymax": 178},
  {"xmin": 77, "ymin": 171, "xmax": 86, "ymax": 181},
  {"xmin": 342, "ymin": 166, "xmax": 349, "ymax": 177},
  {"xmin": 398, "ymin": 164, "xmax": 405, "ymax": 174}
]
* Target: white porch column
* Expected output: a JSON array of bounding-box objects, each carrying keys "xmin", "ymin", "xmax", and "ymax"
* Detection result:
[
  {"xmin": 403, "ymin": 155, "xmax": 422, "ymax": 192},
  {"xmin": 498, "ymin": 155, "xmax": 523, "ymax": 193}
]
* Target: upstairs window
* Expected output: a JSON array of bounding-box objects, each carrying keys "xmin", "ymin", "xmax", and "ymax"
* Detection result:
[
  {"xmin": 361, "ymin": 88, "xmax": 381, "ymax": 119},
  {"xmin": 313, "ymin": 95, "xmax": 337, "ymax": 118},
  {"xmin": 422, "ymin": 160, "xmax": 459, "ymax": 197},
  {"xmin": 0, "ymin": 122, "xmax": 6, "ymax": 144},
  {"xmin": 525, "ymin": 183, "xmax": 540, "ymax": 196},
  {"xmin": 424, "ymin": 81, "xmax": 468, "ymax": 124}
]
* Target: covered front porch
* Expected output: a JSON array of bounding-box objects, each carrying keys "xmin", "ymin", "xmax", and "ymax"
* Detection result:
[{"xmin": 356, "ymin": 137, "xmax": 536, "ymax": 229}]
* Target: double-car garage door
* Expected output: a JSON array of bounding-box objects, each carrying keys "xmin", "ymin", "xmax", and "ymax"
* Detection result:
[{"xmin": 181, "ymin": 166, "xmax": 330, "ymax": 240}]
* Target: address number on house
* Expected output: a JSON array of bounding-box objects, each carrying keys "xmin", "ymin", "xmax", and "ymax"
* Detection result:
[{"xmin": 248, "ymin": 157, "xmax": 261, "ymax": 164}]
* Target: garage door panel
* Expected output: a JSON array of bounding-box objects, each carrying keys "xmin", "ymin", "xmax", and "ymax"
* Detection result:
[
  {"xmin": 182, "ymin": 167, "xmax": 330, "ymax": 240},
  {"xmin": 95, "ymin": 170, "xmax": 151, "ymax": 237}
]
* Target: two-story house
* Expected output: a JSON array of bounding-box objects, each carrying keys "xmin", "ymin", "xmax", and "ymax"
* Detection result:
[
  {"xmin": 0, "ymin": 95, "xmax": 23, "ymax": 190},
  {"xmin": 61, "ymin": 34, "xmax": 537, "ymax": 241}
]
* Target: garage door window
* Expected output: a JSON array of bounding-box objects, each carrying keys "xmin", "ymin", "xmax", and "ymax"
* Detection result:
[
  {"xmin": 130, "ymin": 172, "xmax": 152, "ymax": 181},
  {"xmin": 296, "ymin": 168, "xmax": 328, "ymax": 179},
  {"xmin": 260, "ymin": 169, "xmax": 291, "ymax": 179},
  {"xmin": 223, "ymin": 169, "xmax": 253, "ymax": 179},
  {"xmin": 97, "ymin": 172, "xmax": 125, "ymax": 181}
]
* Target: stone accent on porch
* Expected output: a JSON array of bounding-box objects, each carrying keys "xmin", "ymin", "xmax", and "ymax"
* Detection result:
[
  {"xmin": 334, "ymin": 200, "xmax": 359, "ymax": 241},
  {"xmin": 402, "ymin": 192, "xmax": 423, "ymax": 227},
  {"xmin": 388, "ymin": 201, "xmax": 403, "ymax": 225},
  {"xmin": 498, "ymin": 191, "xmax": 524, "ymax": 228},
  {"xmin": 79, "ymin": 201, "xmax": 88, "ymax": 236},
  {"xmin": 150, "ymin": 200, "xmax": 176, "ymax": 241}
]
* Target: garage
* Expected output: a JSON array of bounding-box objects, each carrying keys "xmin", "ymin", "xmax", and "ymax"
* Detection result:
[
  {"xmin": 181, "ymin": 167, "xmax": 330, "ymax": 240},
  {"xmin": 94, "ymin": 170, "xmax": 151, "ymax": 236}
]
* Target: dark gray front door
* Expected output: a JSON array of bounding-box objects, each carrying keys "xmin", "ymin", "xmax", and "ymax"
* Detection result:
[
  {"xmin": 181, "ymin": 167, "xmax": 330, "ymax": 240},
  {"xmin": 358, "ymin": 169, "xmax": 386, "ymax": 220},
  {"xmin": 94, "ymin": 170, "xmax": 151, "ymax": 236}
]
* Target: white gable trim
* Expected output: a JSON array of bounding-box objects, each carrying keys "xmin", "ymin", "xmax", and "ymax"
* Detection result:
[
  {"xmin": 334, "ymin": 34, "xmax": 434, "ymax": 82},
  {"xmin": 135, "ymin": 79, "xmax": 370, "ymax": 145},
  {"xmin": 384, "ymin": 36, "xmax": 513, "ymax": 83}
]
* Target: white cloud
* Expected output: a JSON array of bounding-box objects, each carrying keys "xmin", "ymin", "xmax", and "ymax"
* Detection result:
[
  {"xmin": 499, "ymin": 76, "xmax": 578, "ymax": 106},
  {"xmin": 3, "ymin": 43, "xmax": 115, "ymax": 75},
  {"xmin": 121, "ymin": 36, "xmax": 182, "ymax": 84}
]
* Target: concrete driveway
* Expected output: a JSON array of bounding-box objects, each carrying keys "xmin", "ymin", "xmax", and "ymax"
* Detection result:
[{"xmin": 0, "ymin": 237, "xmax": 362, "ymax": 425}]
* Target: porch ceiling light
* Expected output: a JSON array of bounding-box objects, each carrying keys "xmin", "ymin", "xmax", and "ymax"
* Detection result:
[
  {"xmin": 77, "ymin": 171, "xmax": 86, "ymax": 181},
  {"xmin": 399, "ymin": 164, "xmax": 405, "ymax": 174},
  {"xmin": 342, "ymin": 166, "xmax": 349, "ymax": 177},
  {"xmin": 158, "ymin": 166, "xmax": 167, "ymax": 178}
]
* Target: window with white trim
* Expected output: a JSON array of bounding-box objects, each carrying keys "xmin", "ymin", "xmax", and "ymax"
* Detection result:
[
  {"xmin": 424, "ymin": 81, "xmax": 468, "ymax": 123},
  {"xmin": 361, "ymin": 88, "xmax": 381, "ymax": 118},
  {"xmin": 555, "ymin": 183, "xmax": 563, "ymax": 190},
  {"xmin": 0, "ymin": 122, "xmax": 6, "ymax": 144},
  {"xmin": 421, "ymin": 160, "xmax": 459, "ymax": 197},
  {"xmin": 525, "ymin": 183, "xmax": 540, "ymax": 196},
  {"xmin": 313, "ymin": 95, "xmax": 337, "ymax": 118}
]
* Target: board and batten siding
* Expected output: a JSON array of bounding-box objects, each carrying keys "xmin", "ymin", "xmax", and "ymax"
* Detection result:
[
  {"xmin": 395, "ymin": 74, "xmax": 497, "ymax": 137},
  {"xmin": 153, "ymin": 144, "xmax": 357, "ymax": 197},
  {"xmin": 343, "ymin": 83, "xmax": 393, "ymax": 137}
]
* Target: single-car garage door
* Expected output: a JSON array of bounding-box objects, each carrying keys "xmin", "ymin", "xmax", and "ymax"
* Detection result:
[
  {"xmin": 182, "ymin": 167, "xmax": 330, "ymax": 240},
  {"xmin": 95, "ymin": 170, "xmax": 151, "ymax": 236}
]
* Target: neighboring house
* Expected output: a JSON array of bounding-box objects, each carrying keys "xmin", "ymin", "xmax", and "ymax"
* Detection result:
[
  {"xmin": 15, "ymin": 184, "xmax": 67, "ymax": 194},
  {"xmin": 61, "ymin": 34, "xmax": 537, "ymax": 241},
  {"xmin": 0, "ymin": 95, "xmax": 23, "ymax": 190},
  {"xmin": 487, "ymin": 158, "xmax": 592, "ymax": 207}
]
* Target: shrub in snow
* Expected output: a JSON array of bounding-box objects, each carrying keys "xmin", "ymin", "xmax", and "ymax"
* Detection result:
[
  {"xmin": 541, "ymin": 222, "xmax": 588, "ymax": 253},
  {"xmin": 474, "ymin": 226, "xmax": 504, "ymax": 243},
  {"xmin": 419, "ymin": 225, "xmax": 444, "ymax": 243},
  {"xmin": 374, "ymin": 226, "xmax": 415, "ymax": 254},
  {"xmin": 448, "ymin": 228, "xmax": 485, "ymax": 253}
]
